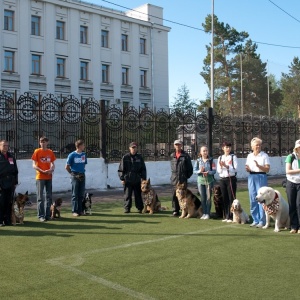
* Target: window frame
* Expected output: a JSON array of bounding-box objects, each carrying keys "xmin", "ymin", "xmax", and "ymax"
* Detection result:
[
  {"xmin": 56, "ymin": 20, "xmax": 65, "ymax": 40},
  {"xmin": 31, "ymin": 15, "xmax": 41, "ymax": 36},
  {"xmin": 121, "ymin": 34, "xmax": 128, "ymax": 51},
  {"xmin": 102, "ymin": 64, "xmax": 109, "ymax": 83},
  {"xmin": 80, "ymin": 25, "xmax": 88, "ymax": 44},
  {"xmin": 4, "ymin": 50, "xmax": 15, "ymax": 72},
  {"xmin": 80, "ymin": 61, "xmax": 89, "ymax": 80},
  {"xmin": 4, "ymin": 10, "xmax": 14, "ymax": 31},
  {"xmin": 32, "ymin": 54, "xmax": 41, "ymax": 75},
  {"xmin": 56, "ymin": 57, "xmax": 66, "ymax": 78},
  {"xmin": 140, "ymin": 69, "xmax": 147, "ymax": 87},
  {"xmin": 101, "ymin": 30, "xmax": 109, "ymax": 48},
  {"xmin": 140, "ymin": 38, "xmax": 146, "ymax": 55},
  {"xmin": 122, "ymin": 67, "xmax": 129, "ymax": 85}
]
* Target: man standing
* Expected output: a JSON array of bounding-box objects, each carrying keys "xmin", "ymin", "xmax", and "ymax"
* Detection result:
[
  {"xmin": 118, "ymin": 142, "xmax": 146, "ymax": 213},
  {"xmin": 0, "ymin": 140, "xmax": 18, "ymax": 226},
  {"xmin": 65, "ymin": 139, "xmax": 87, "ymax": 217},
  {"xmin": 170, "ymin": 140, "xmax": 193, "ymax": 216},
  {"xmin": 32, "ymin": 136, "xmax": 56, "ymax": 222}
]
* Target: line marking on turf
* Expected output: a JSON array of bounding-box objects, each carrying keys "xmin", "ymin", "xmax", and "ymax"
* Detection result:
[{"xmin": 46, "ymin": 225, "xmax": 229, "ymax": 300}]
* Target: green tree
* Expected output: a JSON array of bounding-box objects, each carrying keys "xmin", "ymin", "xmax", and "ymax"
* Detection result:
[
  {"xmin": 171, "ymin": 84, "xmax": 198, "ymax": 111},
  {"xmin": 279, "ymin": 57, "xmax": 300, "ymax": 118}
]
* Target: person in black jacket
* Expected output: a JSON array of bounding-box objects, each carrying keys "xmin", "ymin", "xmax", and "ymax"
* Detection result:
[
  {"xmin": 170, "ymin": 140, "xmax": 193, "ymax": 216},
  {"xmin": 0, "ymin": 140, "xmax": 18, "ymax": 226},
  {"xmin": 118, "ymin": 142, "xmax": 147, "ymax": 213}
]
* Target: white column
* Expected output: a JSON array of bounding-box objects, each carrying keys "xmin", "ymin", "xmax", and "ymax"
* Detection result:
[{"xmin": 131, "ymin": 24, "xmax": 140, "ymax": 107}]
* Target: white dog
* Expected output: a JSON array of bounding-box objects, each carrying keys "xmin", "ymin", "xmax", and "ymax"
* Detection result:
[
  {"xmin": 255, "ymin": 186, "xmax": 290, "ymax": 232},
  {"xmin": 230, "ymin": 199, "xmax": 249, "ymax": 224}
]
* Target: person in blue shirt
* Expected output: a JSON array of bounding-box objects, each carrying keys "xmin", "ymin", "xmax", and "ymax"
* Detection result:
[
  {"xmin": 193, "ymin": 145, "xmax": 216, "ymax": 219},
  {"xmin": 65, "ymin": 139, "xmax": 87, "ymax": 217}
]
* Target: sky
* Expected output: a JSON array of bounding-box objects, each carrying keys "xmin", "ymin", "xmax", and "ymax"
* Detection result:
[{"xmin": 88, "ymin": 0, "xmax": 300, "ymax": 105}]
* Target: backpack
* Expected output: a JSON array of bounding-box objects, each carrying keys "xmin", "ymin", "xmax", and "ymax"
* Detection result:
[
  {"xmin": 219, "ymin": 154, "xmax": 237, "ymax": 176},
  {"xmin": 282, "ymin": 153, "xmax": 296, "ymax": 188}
]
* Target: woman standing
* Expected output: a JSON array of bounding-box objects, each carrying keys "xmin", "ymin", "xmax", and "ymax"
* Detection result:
[
  {"xmin": 217, "ymin": 142, "xmax": 238, "ymax": 222},
  {"xmin": 245, "ymin": 137, "xmax": 270, "ymax": 228},
  {"xmin": 193, "ymin": 145, "xmax": 216, "ymax": 219},
  {"xmin": 285, "ymin": 140, "xmax": 300, "ymax": 234}
]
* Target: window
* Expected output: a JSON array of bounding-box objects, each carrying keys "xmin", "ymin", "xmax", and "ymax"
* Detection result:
[
  {"xmin": 80, "ymin": 26, "xmax": 88, "ymax": 44},
  {"xmin": 123, "ymin": 102, "xmax": 129, "ymax": 110},
  {"xmin": 122, "ymin": 67, "xmax": 129, "ymax": 85},
  {"xmin": 121, "ymin": 34, "xmax": 128, "ymax": 51},
  {"xmin": 31, "ymin": 16, "xmax": 40, "ymax": 36},
  {"xmin": 102, "ymin": 64, "xmax": 109, "ymax": 83},
  {"xmin": 56, "ymin": 21, "xmax": 65, "ymax": 40},
  {"xmin": 140, "ymin": 38, "xmax": 146, "ymax": 54},
  {"xmin": 57, "ymin": 58, "xmax": 65, "ymax": 77},
  {"xmin": 80, "ymin": 61, "xmax": 88, "ymax": 80},
  {"xmin": 4, "ymin": 10, "xmax": 14, "ymax": 31},
  {"xmin": 101, "ymin": 30, "xmax": 109, "ymax": 48},
  {"xmin": 4, "ymin": 51, "xmax": 14, "ymax": 72},
  {"xmin": 32, "ymin": 54, "xmax": 41, "ymax": 75},
  {"xmin": 140, "ymin": 70, "xmax": 147, "ymax": 87}
]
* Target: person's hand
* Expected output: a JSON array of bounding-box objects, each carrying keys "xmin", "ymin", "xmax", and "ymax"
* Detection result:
[
  {"xmin": 220, "ymin": 161, "xmax": 228, "ymax": 169},
  {"xmin": 202, "ymin": 171, "xmax": 208, "ymax": 176},
  {"xmin": 121, "ymin": 181, "xmax": 125, "ymax": 185},
  {"xmin": 245, "ymin": 164, "xmax": 250, "ymax": 172},
  {"xmin": 200, "ymin": 166, "xmax": 205, "ymax": 172},
  {"xmin": 254, "ymin": 160, "xmax": 260, "ymax": 168}
]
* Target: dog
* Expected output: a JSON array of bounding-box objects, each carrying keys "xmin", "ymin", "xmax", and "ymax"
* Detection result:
[
  {"xmin": 141, "ymin": 179, "xmax": 165, "ymax": 214},
  {"xmin": 230, "ymin": 199, "xmax": 249, "ymax": 224},
  {"xmin": 82, "ymin": 192, "xmax": 93, "ymax": 215},
  {"xmin": 11, "ymin": 191, "xmax": 29, "ymax": 225},
  {"xmin": 176, "ymin": 183, "xmax": 202, "ymax": 218},
  {"xmin": 212, "ymin": 185, "xmax": 224, "ymax": 219},
  {"xmin": 256, "ymin": 186, "xmax": 290, "ymax": 232},
  {"xmin": 50, "ymin": 198, "xmax": 63, "ymax": 219}
]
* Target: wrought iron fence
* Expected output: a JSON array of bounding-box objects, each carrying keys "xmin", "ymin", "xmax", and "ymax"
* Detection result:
[{"xmin": 0, "ymin": 90, "xmax": 299, "ymax": 161}]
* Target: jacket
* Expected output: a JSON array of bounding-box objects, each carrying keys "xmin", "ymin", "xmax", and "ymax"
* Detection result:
[
  {"xmin": 0, "ymin": 152, "xmax": 18, "ymax": 188},
  {"xmin": 170, "ymin": 150, "xmax": 193, "ymax": 186},
  {"xmin": 118, "ymin": 153, "xmax": 147, "ymax": 185}
]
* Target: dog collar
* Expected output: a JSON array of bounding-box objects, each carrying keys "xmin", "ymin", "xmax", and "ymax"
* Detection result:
[{"xmin": 262, "ymin": 193, "xmax": 280, "ymax": 215}]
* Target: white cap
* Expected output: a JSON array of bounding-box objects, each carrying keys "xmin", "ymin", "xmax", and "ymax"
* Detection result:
[{"xmin": 174, "ymin": 140, "xmax": 182, "ymax": 145}]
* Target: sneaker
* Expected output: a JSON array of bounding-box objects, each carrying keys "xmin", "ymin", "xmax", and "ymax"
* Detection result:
[
  {"xmin": 256, "ymin": 223, "xmax": 263, "ymax": 228},
  {"xmin": 222, "ymin": 219, "xmax": 228, "ymax": 222},
  {"xmin": 172, "ymin": 212, "xmax": 179, "ymax": 217},
  {"xmin": 124, "ymin": 210, "xmax": 130, "ymax": 213},
  {"xmin": 200, "ymin": 215, "xmax": 205, "ymax": 220},
  {"xmin": 249, "ymin": 222, "xmax": 258, "ymax": 227},
  {"xmin": 39, "ymin": 217, "xmax": 46, "ymax": 222},
  {"xmin": 226, "ymin": 219, "xmax": 233, "ymax": 223},
  {"xmin": 0, "ymin": 223, "xmax": 5, "ymax": 227},
  {"xmin": 204, "ymin": 215, "xmax": 210, "ymax": 220},
  {"xmin": 290, "ymin": 229, "xmax": 297, "ymax": 234},
  {"xmin": 72, "ymin": 213, "xmax": 79, "ymax": 217}
]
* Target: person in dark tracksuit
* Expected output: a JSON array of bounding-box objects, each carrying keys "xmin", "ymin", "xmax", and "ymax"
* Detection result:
[
  {"xmin": 118, "ymin": 142, "xmax": 147, "ymax": 213},
  {"xmin": 0, "ymin": 140, "xmax": 18, "ymax": 226},
  {"xmin": 170, "ymin": 139, "xmax": 193, "ymax": 216}
]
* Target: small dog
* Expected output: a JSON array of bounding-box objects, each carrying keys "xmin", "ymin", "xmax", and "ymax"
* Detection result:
[
  {"xmin": 11, "ymin": 191, "xmax": 29, "ymax": 225},
  {"xmin": 82, "ymin": 192, "xmax": 93, "ymax": 215},
  {"xmin": 230, "ymin": 199, "xmax": 249, "ymax": 224},
  {"xmin": 141, "ymin": 179, "xmax": 164, "ymax": 214},
  {"xmin": 212, "ymin": 185, "xmax": 224, "ymax": 219},
  {"xmin": 176, "ymin": 183, "xmax": 202, "ymax": 219},
  {"xmin": 50, "ymin": 198, "xmax": 63, "ymax": 219}
]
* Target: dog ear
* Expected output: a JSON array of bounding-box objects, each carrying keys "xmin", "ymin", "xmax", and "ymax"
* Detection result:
[
  {"xmin": 25, "ymin": 191, "xmax": 28, "ymax": 195},
  {"xmin": 230, "ymin": 206, "xmax": 233, "ymax": 213},
  {"xmin": 18, "ymin": 193, "xmax": 22, "ymax": 196},
  {"xmin": 148, "ymin": 178, "xmax": 151, "ymax": 184}
]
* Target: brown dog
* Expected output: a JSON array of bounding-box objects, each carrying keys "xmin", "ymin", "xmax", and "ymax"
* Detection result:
[
  {"xmin": 50, "ymin": 198, "xmax": 63, "ymax": 219},
  {"xmin": 11, "ymin": 191, "xmax": 29, "ymax": 225},
  {"xmin": 212, "ymin": 185, "xmax": 224, "ymax": 219},
  {"xmin": 141, "ymin": 179, "xmax": 163, "ymax": 214},
  {"xmin": 176, "ymin": 183, "xmax": 202, "ymax": 218}
]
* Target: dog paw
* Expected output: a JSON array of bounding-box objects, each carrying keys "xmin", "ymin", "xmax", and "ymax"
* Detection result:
[{"xmin": 274, "ymin": 228, "xmax": 280, "ymax": 232}]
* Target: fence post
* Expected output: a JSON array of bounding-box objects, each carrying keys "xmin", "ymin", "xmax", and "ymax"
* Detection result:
[{"xmin": 100, "ymin": 100, "xmax": 107, "ymax": 161}]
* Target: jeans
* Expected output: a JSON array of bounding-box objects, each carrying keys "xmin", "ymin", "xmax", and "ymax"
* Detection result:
[
  {"xmin": 219, "ymin": 176, "xmax": 237, "ymax": 220},
  {"xmin": 71, "ymin": 176, "xmax": 85, "ymax": 214},
  {"xmin": 197, "ymin": 181, "xmax": 214, "ymax": 215},
  {"xmin": 36, "ymin": 179, "xmax": 52, "ymax": 219},
  {"xmin": 286, "ymin": 180, "xmax": 300, "ymax": 230},
  {"xmin": 248, "ymin": 173, "xmax": 267, "ymax": 225},
  {"xmin": 124, "ymin": 183, "xmax": 143, "ymax": 211}
]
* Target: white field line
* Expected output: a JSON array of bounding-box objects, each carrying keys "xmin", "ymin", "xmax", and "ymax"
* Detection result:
[{"xmin": 46, "ymin": 225, "xmax": 230, "ymax": 300}]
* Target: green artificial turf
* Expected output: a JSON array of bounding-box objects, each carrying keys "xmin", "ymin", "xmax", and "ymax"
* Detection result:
[{"xmin": 0, "ymin": 185, "xmax": 299, "ymax": 300}]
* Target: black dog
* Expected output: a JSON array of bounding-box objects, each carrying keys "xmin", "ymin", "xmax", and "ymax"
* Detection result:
[
  {"xmin": 212, "ymin": 185, "xmax": 224, "ymax": 219},
  {"xmin": 82, "ymin": 192, "xmax": 93, "ymax": 215}
]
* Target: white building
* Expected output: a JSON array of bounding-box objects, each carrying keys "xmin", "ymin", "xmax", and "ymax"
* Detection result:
[{"xmin": 0, "ymin": 0, "xmax": 171, "ymax": 109}]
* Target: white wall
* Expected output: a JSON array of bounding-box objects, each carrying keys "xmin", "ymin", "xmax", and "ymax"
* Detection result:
[{"xmin": 15, "ymin": 157, "xmax": 287, "ymax": 194}]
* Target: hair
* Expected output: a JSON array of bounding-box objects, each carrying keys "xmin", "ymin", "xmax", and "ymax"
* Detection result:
[
  {"xmin": 0, "ymin": 139, "xmax": 8, "ymax": 145},
  {"xmin": 39, "ymin": 136, "xmax": 49, "ymax": 142},
  {"xmin": 251, "ymin": 137, "xmax": 262, "ymax": 147},
  {"xmin": 198, "ymin": 145, "xmax": 208, "ymax": 158},
  {"xmin": 75, "ymin": 139, "xmax": 85, "ymax": 148},
  {"xmin": 222, "ymin": 141, "xmax": 232, "ymax": 147}
]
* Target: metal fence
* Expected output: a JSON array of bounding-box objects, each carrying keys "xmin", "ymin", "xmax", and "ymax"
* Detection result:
[{"xmin": 0, "ymin": 90, "xmax": 299, "ymax": 161}]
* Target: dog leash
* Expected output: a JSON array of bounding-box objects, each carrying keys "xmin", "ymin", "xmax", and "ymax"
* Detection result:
[{"xmin": 227, "ymin": 169, "xmax": 235, "ymax": 200}]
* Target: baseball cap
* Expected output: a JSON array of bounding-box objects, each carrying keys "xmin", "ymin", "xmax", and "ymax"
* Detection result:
[
  {"xmin": 129, "ymin": 142, "xmax": 138, "ymax": 148},
  {"xmin": 294, "ymin": 140, "xmax": 300, "ymax": 149},
  {"xmin": 174, "ymin": 140, "xmax": 182, "ymax": 145}
]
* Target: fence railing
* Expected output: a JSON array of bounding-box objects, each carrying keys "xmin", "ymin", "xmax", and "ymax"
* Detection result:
[{"xmin": 0, "ymin": 90, "xmax": 299, "ymax": 161}]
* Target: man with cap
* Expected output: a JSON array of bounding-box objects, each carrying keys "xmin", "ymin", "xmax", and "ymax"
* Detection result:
[
  {"xmin": 170, "ymin": 140, "xmax": 193, "ymax": 216},
  {"xmin": 285, "ymin": 139, "xmax": 300, "ymax": 233},
  {"xmin": 118, "ymin": 142, "xmax": 147, "ymax": 213},
  {"xmin": 32, "ymin": 136, "xmax": 56, "ymax": 222}
]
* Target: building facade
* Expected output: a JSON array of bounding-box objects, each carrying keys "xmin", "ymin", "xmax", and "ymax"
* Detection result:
[{"xmin": 0, "ymin": 0, "xmax": 171, "ymax": 109}]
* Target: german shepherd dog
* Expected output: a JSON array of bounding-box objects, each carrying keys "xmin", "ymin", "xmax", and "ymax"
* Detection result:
[
  {"xmin": 11, "ymin": 191, "xmax": 29, "ymax": 225},
  {"xmin": 212, "ymin": 185, "xmax": 224, "ymax": 219},
  {"xmin": 176, "ymin": 183, "xmax": 202, "ymax": 218},
  {"xmin": 82, "ymin": 192, "xmax": 93, "ymax": 215},
  {"xmin": 50, "ymin": 198, "xmax": 63, "ymax": 219},
  {"xmin": 141, "ymin": 179, "xmax": 163, "ymax": 214}
]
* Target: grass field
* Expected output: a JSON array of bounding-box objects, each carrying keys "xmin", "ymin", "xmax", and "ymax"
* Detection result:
[{"xmin": 0, "ymin": 185, "xmax": 299, "ymax": 300}]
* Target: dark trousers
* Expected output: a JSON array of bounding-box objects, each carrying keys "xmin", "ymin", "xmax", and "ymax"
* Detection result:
[
  {"xmin": 286, "ymin": 180, "xmax": 300, "ymax": 230},
  {"xmin": 219, "ymin": 176, "xmax": 237, "ymax": 220},
  {"xmin": 0, "ymin": 187, "xmax": 14, "ymax": 225},
  {"xmin": 124, "ymin": 183, "xmax": 143, "ymax": 211},
  {"xmin": 172, "ymin": 186, "xmax": 180, "ymax": 213}
]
